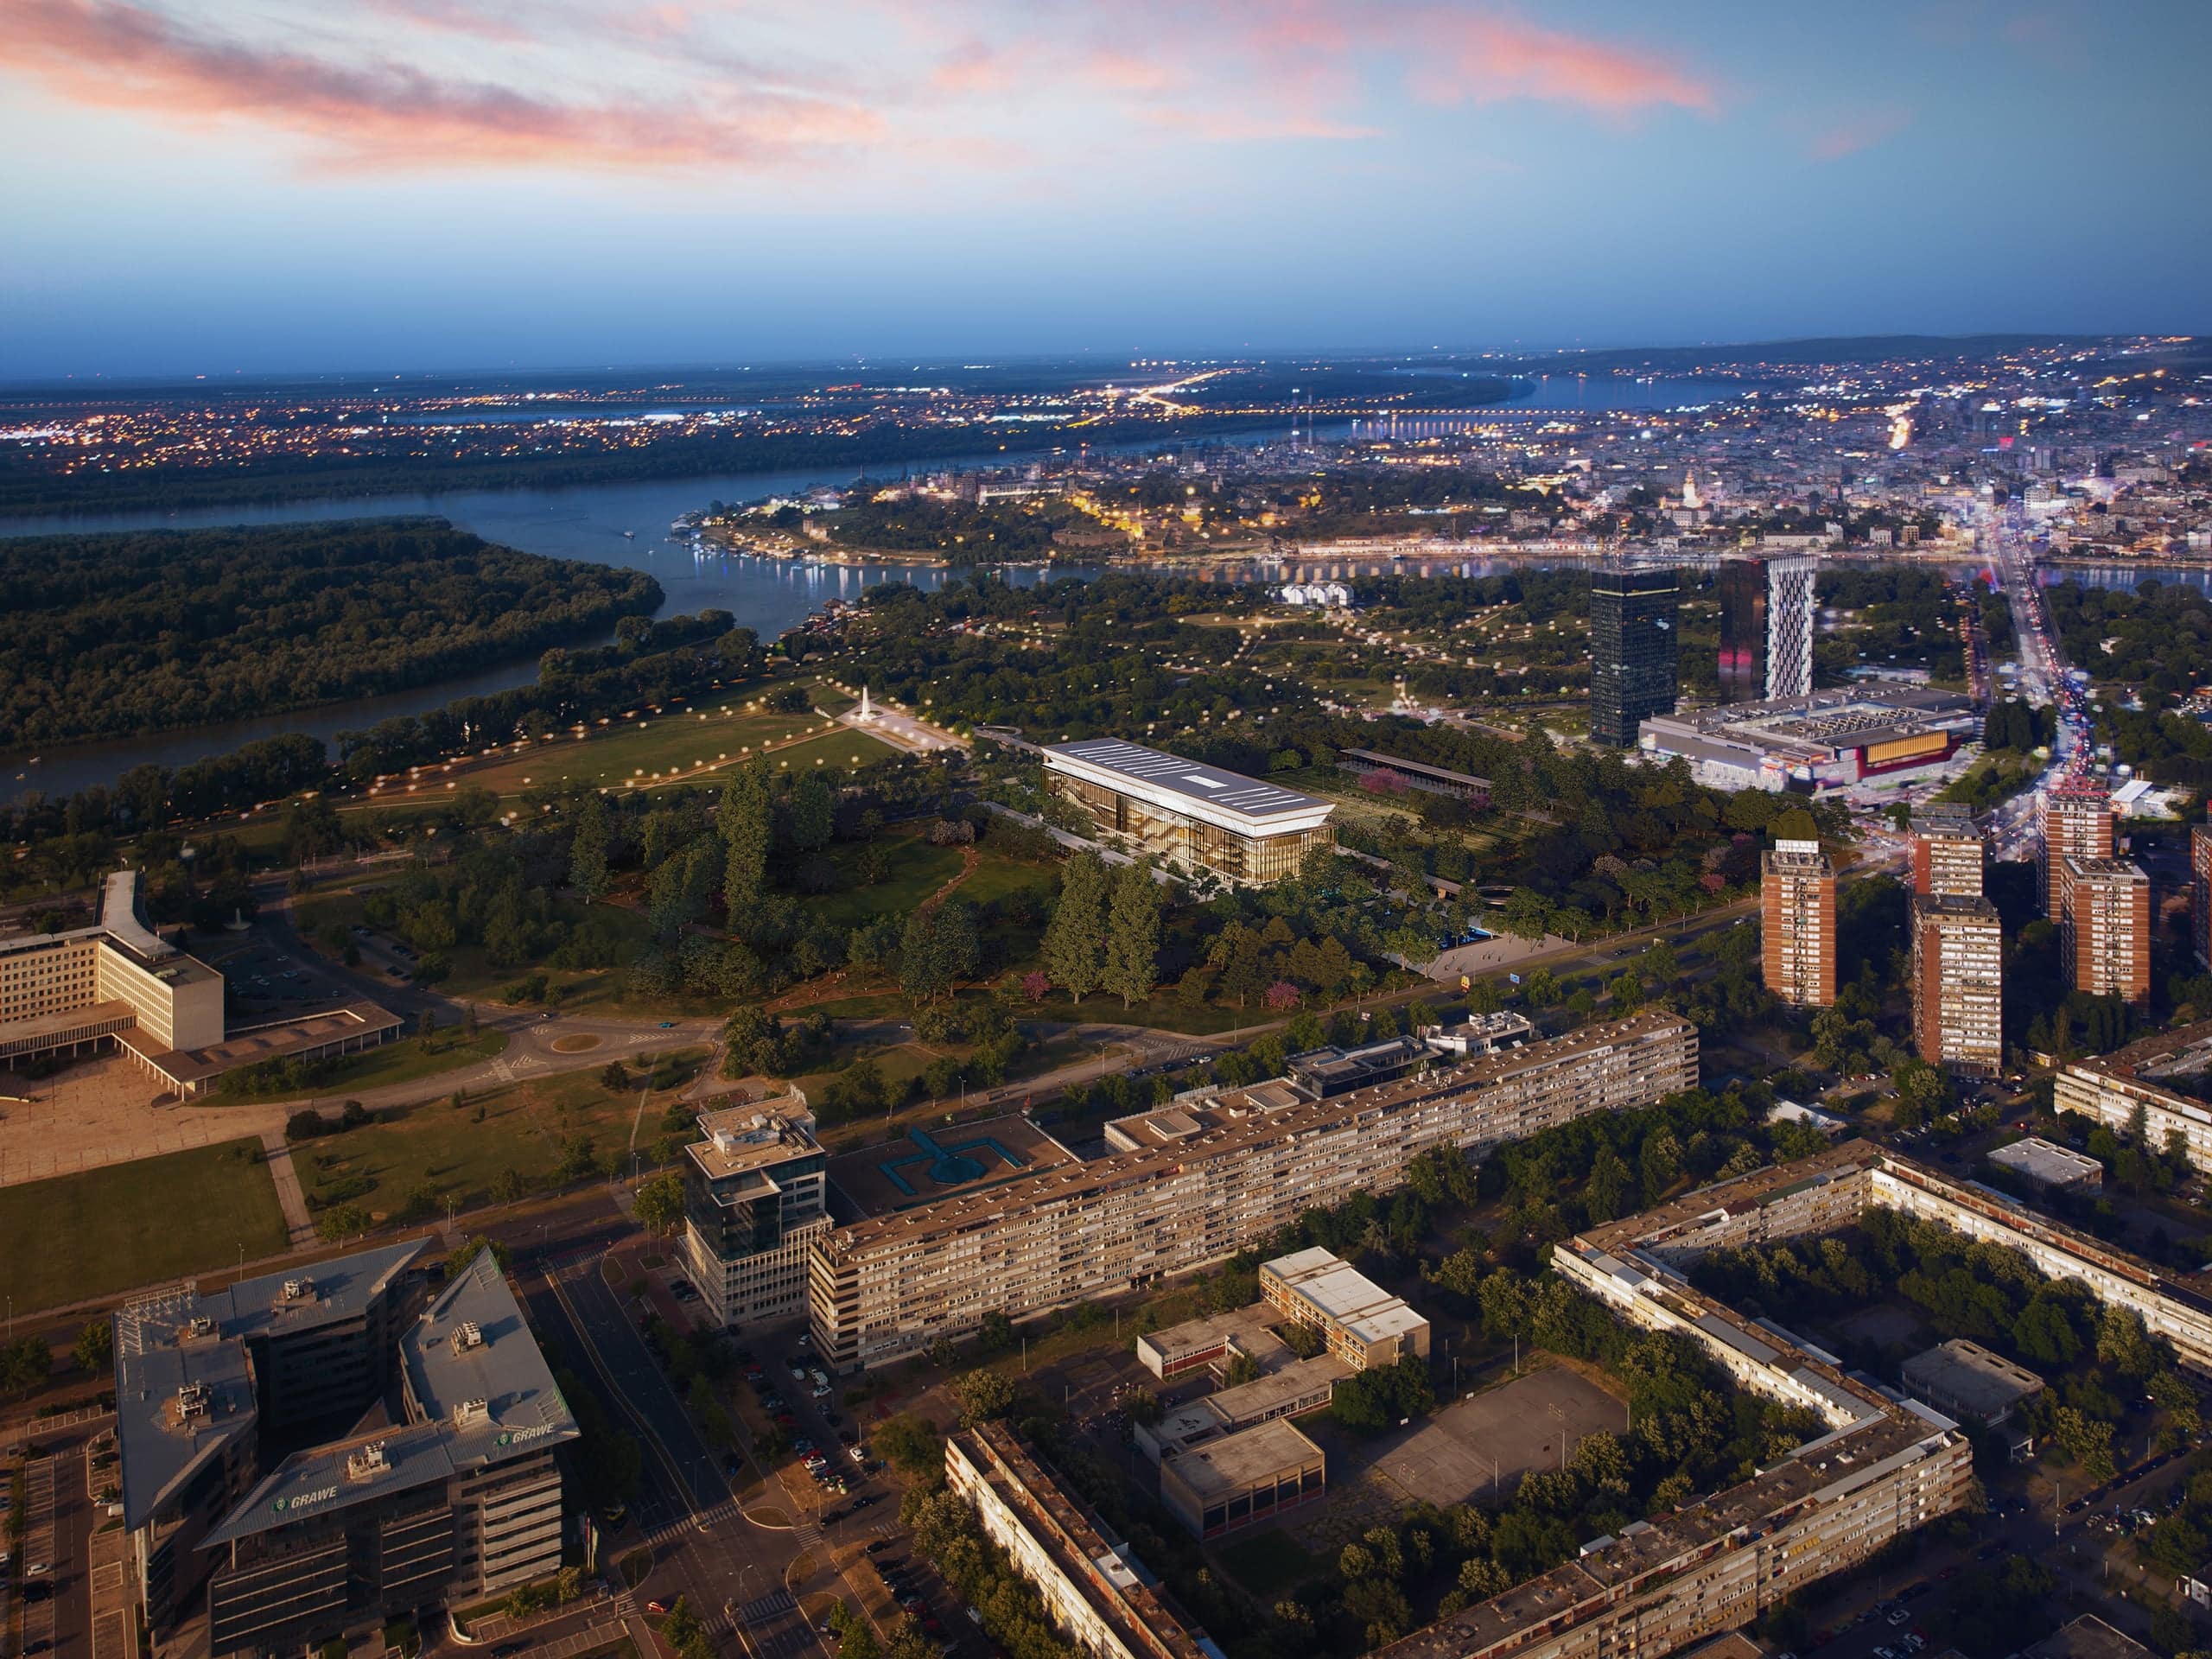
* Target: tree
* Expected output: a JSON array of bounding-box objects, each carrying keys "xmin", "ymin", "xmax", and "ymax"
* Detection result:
[
  {"xmin": 1042, "ymin": 854, "xmax": 1108, "ymax": 1001},
  {"xmin": 74, "ymin": 1319, "xmax": 114, "ymax": 1376},
  {"xmin": 599, "ymin": 1059, "xmax": 630, "ymax": 1093},
  {"xmin": 720, "ymin": 760, "xmax": 774, "ymax": 913},
  {"xmin": 0, "ymin": 1334, "xmax": 51, "ymax": 1396},
  {"xmin": 874, "ymin": 1414, "xmax": 944, "ymax": 1474},
  {"xmin": 316, "ymin": 1203, "xmax": 371, "ymax": 1243},
  {"xmin": 949, "ymin": 1368, "xmax": 1018, "ymax": 1426},
  {"xmin": 1101, "ymin": 861, "xmax": 1164, "ymax": 1009},
  {"xmin": 1585, "ymin": 1146, "xmax": 1630, "ymax": 1223},
  {"xmin": 634, "ymin": 1171, "xmax": 684, "ymax": 1236},
  {"xmin": 790, "ymin": 771, "xmax": 836, "ymax": 853},
  {"xmin": 899, "ymin": 901, "xmax": 978, "ymax": 1005},
  {"xmin": 568, "ymin": 792, "xmax": 610, "ymax": 901}
]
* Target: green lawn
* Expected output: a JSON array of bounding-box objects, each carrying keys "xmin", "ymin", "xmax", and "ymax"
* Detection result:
[
  {"xmin": 3, "ymin": 1138, "xmax": 290, "ymax": 1314},
  {"xmin": 806, "ymin": 832, "xmax": 967, "ymax": 933},
  {"xmin": 960, "ymin": 846, "xmax": 1058, "ymax": 908},
  {"xmin": 293, "ymin": 1049, "xmax": 706, "ymax": 1217},
  {"xmin": 200, "ymin": 1029, "xmax": 507, "ymax": 1106}
]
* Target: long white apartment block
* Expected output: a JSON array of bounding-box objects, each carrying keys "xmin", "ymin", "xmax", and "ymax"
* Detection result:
[
  {"xmin": 2055, "ymin": 1021, "xmax": 2212, "ymax": 1173},
  {"xmin": 809, "ymin": 1012, "xmax": 1697, "ymax": 1370}
]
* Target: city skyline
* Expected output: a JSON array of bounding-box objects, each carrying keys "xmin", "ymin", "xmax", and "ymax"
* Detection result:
[{"xmin": 3, "ymin": 0, "xmax": 2209, "ymax": 376}]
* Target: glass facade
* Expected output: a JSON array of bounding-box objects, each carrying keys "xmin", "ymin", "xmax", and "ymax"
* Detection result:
[
  {"xmin": 1591, "ymin": 567, "xmax": 1680, "ymax": 746},
  {"xmin": 1049, "ymin": 776, "xmax": 1332, "ymax": 884}
]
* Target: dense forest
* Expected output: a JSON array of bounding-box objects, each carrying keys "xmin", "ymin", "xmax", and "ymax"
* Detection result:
[
  {"xmin": 0, "ymin": 518, "xmax": 660, "ymax": 747},
  {"xmin": 0, "ymin": 609, "xmax": 762, "ymax": 851}
]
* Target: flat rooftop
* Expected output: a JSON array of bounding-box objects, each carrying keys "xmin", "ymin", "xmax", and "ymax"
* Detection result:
[
  {"xmin": 822, "ymin": 1014, "xmax": 1694, "ymax": 1258},
  {"xmin": 1044, "ymin": 738, "xmax": 1327, "ymax": 824},
  {"xmin": 205, "ymin": 1249, "xmax": 576, "ymax": 1548},
  {"xmin": 957, "ymin": 1424, "xmax": 1213, "ymax": 1659},
  {"xmin": 1105, "ymin": 1078, "xmax": 1310, "ymax": 1150},
  {"xmin": 1264, "ymin": 1249, "xmax": 1427, "ymax": 1346},
  {"xmin": 2065, "ymin": 855, "xmax": 2145, "ymax": 880},
  {"xmin": 1139, "ymin": 1306, "xmax": 1289, "ymax": 1374},
  {"xmin": 1159, "ymin": 1418, "xmax": 1323, "ymax": 1498},
  {"xmin": 1206, "ymin": 1354, "xmax": 1351, "ymax": 1425},
  {"xmin": 2025, "ymin": 1618, "xmax": 2157, "ymax": 1659},
  {"xmin": 1902, "ymin": 1339, "xmax": 2044, "ymax": 1417},
  {"xmin": 125, "ymin": 1001, "xmax": 404, "ymax": 1084},
  {"xmin": 687, "ymin": 1099, "xmax": 820, "ymax": 1181},
  {"xmin": 827, "ymin": 1113, "xmax": 1076, "ymax": 1217},
  {"xmin": 116, "ymin": 1240, "xmax": 429, "ymax": 1532},
  {"xmin": 1987, "ymin": 1136, "xmax": 2102, "ymax": 1186}
]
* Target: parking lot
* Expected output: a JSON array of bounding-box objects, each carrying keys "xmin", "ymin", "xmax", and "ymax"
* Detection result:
[{"xmin": 204, "ymin": 931, "xmax": 362, "ymax": 1021}]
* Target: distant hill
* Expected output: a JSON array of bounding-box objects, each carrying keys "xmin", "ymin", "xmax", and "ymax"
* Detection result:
[{"xmin": 1497, "ymin": 334, "xmax": 2107, "ymax": 378}]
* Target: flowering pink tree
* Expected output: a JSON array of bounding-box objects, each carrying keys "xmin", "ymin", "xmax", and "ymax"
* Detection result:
[
  {"xmin": 1359, "ymin": 769, "xmax": 1408, "ymax": 795},
  {"xmin": 1021, "ymin": 969, "xmax": 1052, "ymax": 1004},
  {"xmin": 1262, "ymin": 980, "xmax": 1302, "ymax": 1013}
]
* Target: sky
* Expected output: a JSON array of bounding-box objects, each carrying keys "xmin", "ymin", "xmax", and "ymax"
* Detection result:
[{"xmin": 2, "ymin": 0, "xmax": 2209, "ymax": 379}]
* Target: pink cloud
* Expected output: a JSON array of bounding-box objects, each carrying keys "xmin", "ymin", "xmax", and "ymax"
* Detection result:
[
  {"xmin": 1143, "ymin": 106, "xmax": 1382, "ymax": 143},
  {"xmin": 1, "ymin": 0, "xmax": 882, "ymax": 172},
  {"xmin": 1809, "ymin": 108, "xmax": 1910, "ymax": 161},
  {"xmin": 1398, "ymin": 10, "xmax": 1716, "ymax": 114}
]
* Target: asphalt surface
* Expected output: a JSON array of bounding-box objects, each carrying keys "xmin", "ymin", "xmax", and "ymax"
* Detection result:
[{"xmin": 522, "ymin": 1247, "xmax": 824, "ymax": 1659}]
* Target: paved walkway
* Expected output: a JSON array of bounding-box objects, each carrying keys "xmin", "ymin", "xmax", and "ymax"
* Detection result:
[
  {"xmin": 0, "ymin": 1060, "xmax": 291, "ymax": 1188},
  {"xmin": 258, "ymin": 1129, "xmax": 318, "ymax": 1244},
  {"xmin": 834, "ymin": 704, "xmax": 964, "ymax": 755}
]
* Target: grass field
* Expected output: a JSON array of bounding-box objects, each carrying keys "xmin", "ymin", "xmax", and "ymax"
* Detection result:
[
  {"xmin": 3, "ymin": 1138, "xmax": 290, "ymax": 1313},
  {"xmin": 417, "ymin": 704, "xmax": 897, "ymax": 800},
  {"xmin": 293, "ymin": 1047, "xmax": 708, "ymax": 1217},
  {"xmin": 808, "ymin": 832, "xmax": 967, "ymax": 933},
  {"xmin": 199, "ymin": 1029, "xmax": 507, "ymax": 1106}
]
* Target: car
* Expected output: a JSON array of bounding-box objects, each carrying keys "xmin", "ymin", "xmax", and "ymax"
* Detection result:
[
  {"xmin": 658, "ymin": 1020, "xmax": 678, "ymax": 1028},
  {"xmin": 851, "ymin": 1492, "xmax": 881, "ymax": 1510},
  {"xmin": 849, "ymin": 1445, "xmax": 869, "ymax": 1464},
  {"xmin": 1888, "ymin": 1609, "xmax": 1910, "ymax": 1626},
  {"xmin": 812, "ymin": 1383, "xmax": 832, "ymax": 1399},
  {"xmin": 790, "ymin": 1363, "xmax": 809, "ymax": 1381},
  {"xmin": 599, "ymin": 1501, "xmax": 628, "ymax": 1529},
  {"xmin": 722, "ymin": 1452, "xmax": 743, "ymax": 1477},
  {"xmin": 823, "ymin": 1508, "xmax": 849, "ymax": 1524},
  {"xmin": 493, "ymin": 1643, "xmax": 530, "ymax": 1658},
  {"xmin": 27, "ymin": 1561, "xmax": 52, "ymax": 1577},
  {"xmin": 775, "ymin": 1413, "xmax": 798, "ymax": 1429},
  {"xmin": 647, "ymin": 1599, "xmax": 671, "ymax": 1617},
  {"xmin": 866, "ymin": 1539, "xmax": 897, "ymax": 1554}
]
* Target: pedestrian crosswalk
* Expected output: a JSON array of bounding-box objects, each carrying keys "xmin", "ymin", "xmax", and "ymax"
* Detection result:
[
  {"xmin": 738, "ymin": 1589, "xmax": 798, "ymax": 1626},
  {"xmin": 639, "ymin": 1497, "xmax": 739, "ymax": 1548}
]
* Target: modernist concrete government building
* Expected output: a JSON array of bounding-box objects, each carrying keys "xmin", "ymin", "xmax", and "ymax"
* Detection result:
[
  {"xmin": 1042, "ymin": 738, "xmax": 1335, "ymax": 883},
  {"xmin": 0, "ymin": 868, "xmax": 398, "ymax": 1096}
]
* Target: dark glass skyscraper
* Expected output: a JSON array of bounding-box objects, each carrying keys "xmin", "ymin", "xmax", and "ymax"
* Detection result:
[{"xmin": 1589, "ymin": 567, "xmax": 1680, "ymax": 746}]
